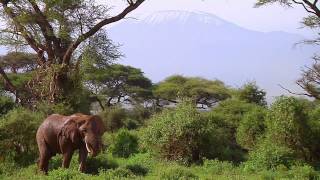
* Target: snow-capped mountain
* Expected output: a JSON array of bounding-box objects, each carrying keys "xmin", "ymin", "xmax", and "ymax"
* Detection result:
[
  {"xmin": 141, "ymin": 10, "xmax": 226, "ymax": 26},
  {"xmin": 108, "ymin": 10, "xmax": 317, "ymax": 102}
]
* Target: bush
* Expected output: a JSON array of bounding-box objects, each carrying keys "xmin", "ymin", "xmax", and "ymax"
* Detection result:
[
  {"xmin": 160, "ymin": 166, "xmax": 199, "ymax": 180},
  {"xmin": 99, "ymin": 167, "xmax": 135, "ymax": 179},
  {"xmin": 244, "ymin": 139, "xmax": 296, "ymax": 171},
  {"xmin": 289, "ymin": 165, "xmax": 319, "ymax": 179},
  {"xmin": 264, "ymin": 97, "xmax": 312, "ymax": 162},
  {"xmin": 236, "ymin": 82, "xmax": 267, "ymax": 107},
  {"xmin": 210, "ymin": 99, "xmax": 259, "ymax": 130},
  {"xmin": 141, "ymin": 101, "xmax": 228, "ymax": 164},
  {"xmin": 0, "ymin": 96, "xmax": 15, "ymax": 116},
  {"xmin": 108, "ymin": 129, "xmax": 139, "ymax": 158},
  {"xmin": 205, "ymin": 99, "xmax": 261, "ymax": 162},
  {"xmin": 35, "ymin": 102, "xmax": 74, "ymax": 116},
  {"xmin": 86, "ymin": 153, "xmax": 118, "ymax": 174},
  {"xmin": 203, "ymin": 159, "xmax": 234, "ymax": 175},
  {"xmin": 48, "ymin": 168, "xmax": 89, "ymax": 180},
  {"xmin": 0, "ymin": 107, "xmax": 44, "ymax": 166},
  {"xmin": 100, "ymin": 107, "xmax": 127, "ymax": 132},
  {"xmin": 236, "ymin": 106, "xmax": 266, "ymax": 150},
  {"xmin": 125, "ymin": 164, "xmax": 148, "ymax": 176}
]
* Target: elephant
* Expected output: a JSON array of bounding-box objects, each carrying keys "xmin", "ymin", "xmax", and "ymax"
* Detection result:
[{"xmin": 36, "ymin": 113, "xmax": 105, "ymax": 173}]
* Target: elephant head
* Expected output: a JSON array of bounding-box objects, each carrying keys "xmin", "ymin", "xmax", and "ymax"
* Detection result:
[{"xmin": 62, "ymin": 114, "xmax": 105, "ymax": 156}]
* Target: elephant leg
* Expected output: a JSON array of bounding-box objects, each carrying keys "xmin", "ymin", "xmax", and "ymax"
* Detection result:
[
  {"xmin": 62, "ymin": 150, "xmax": 74, "ymax": 168},
  {"xmin": 39, "ymin": 154, "xmax": 50, "ymax": 173},
  {"xmin": 79, "ymin": 147, "xmax": 88, "ymax": 172},
  {"xmin": 37, "ymin": 142, "xmax": 51, "ymax": 174}
]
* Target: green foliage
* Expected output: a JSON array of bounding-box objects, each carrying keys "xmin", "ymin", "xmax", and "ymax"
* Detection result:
[
  {"xmin": 99, "ymin": 167, "xmax": 135, "ymax": 179},
  {"xmin": 288, "ymin": 165, "xmax": 319, "ymax": 180},
  {"xmin": 35, "ymin": 102, "xmax": 74, "ymax": 115},
  {"xmin": 125, "ymin": 164, "xmax": 148, "ymax": 176},
  {"xmin": 160, "ymin": 166, "xmax": 199, "ymax": 180},
  {"xmin": 236, "ymin": 82, "xmax": 267, "ymax": 106},
  {"xmin": 154, "ymin": 75, "xmax": 231, "ymax": 107},
  {"xmin": 100, "ymin": 106, "xmax": 152, "ymax": 132},
  {"xmin": 108, "ymin": 129, "xmax": 139, "ymax": 158},
  {"xmin": 209, "ymin": 99, "xmax": 259, "ymax": 129},
  {"xmin": 0, "ymin": 95, "xmax": 15, "ymax": 116},
  {"xmin": 203, "ymin": 159, "xmax": 235, "ymax": 175},
  {"xmin": 85, "ymin": 154, "xmax": 119, "ymax": 175},
  {"xmin": 141, "ymin": 101, "xmax": 228, "ymax": 164},
  {"xmin": 100, "ymin": 107, "xmax": 127, "ymax": 132},
  {"xmin": 264, "ymin": 97, "xmax": 311, "ymax": 160},
  {"xmin": 48, "ymin": 168, "xmax": 89, "ymax": 180},
  {"xmin": 236, "ymin": 106, "xmax": 267, "ymax": 150},
  {"xmin": 0, "ymin": 52, "xmax": 37, "ymax": 72},
  {"xmin": 245, "ymin": 97, "xmax": 315, "ymax": 171},
  {"xmin": 245, "ymin": 139, "xmax": 296, "ymax": 171},
  {"xmin": 83, "ymin": 62, "xmax": 153, "ymax": 106},
  {"xmin": 0, "ymin": 107, "xmax": 44, "ymax": 166}
]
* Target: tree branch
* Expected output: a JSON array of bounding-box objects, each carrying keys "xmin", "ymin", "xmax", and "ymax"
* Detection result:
[
  {"xmin": 278, "ymin": 84, "xmax": 313, "ymax": 97},
  {"xmin": 0, "ymin": 66, "xmax": 17, "ymax": 95},
  {"xmin": 62, "ymin": 0, "xmax": 145, "ymax": 64},
  {"xmin": 2, "ymin": 5, "xmax": 45, "ymax": 55}
]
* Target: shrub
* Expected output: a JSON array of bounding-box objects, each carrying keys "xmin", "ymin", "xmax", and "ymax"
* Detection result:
[
  {"xmin": 141, "ymin": 101, "xmax": 228, "ymax": 164},
  {"xmin": 0, "ymin": 95, "xmax": 15, "ymax": 116},
  {"xmin": 99, "ymin": 167, "xmax": 135, "ymax": 179},
  {"xmin": 289, "ymin": 165, "xmax": 319, "ymax": 179},
  {"xmin": 100, "ymin": 107, "xmax": 127, "ymax": 132},
  {"xmin": 236, "ymin": 82, "xmax": 267, "ymax": 107},
  {"xmin": 0, "ymin": 107, "xmax": 45, "ymax": 166},
  {"xmin": 210, "ymin": 99, "xmax": 259, "ymax": 130},
  {"xmin": 35, "ymin": 101, "xmax": 74, "ymax": 116},
  {"xmin": 108, "ymin": 129, "xmax": 139, "ymax": 158},
  {"xmin": 125, "ymin": 164, "xmax": 148, "ymax": 176},
  {"xmin": 236, "ymin": 106, "xmax": 266, "ymax": 150},
  {"xmin": 244, "ymin": 139, "xmax": 296, "ymax": 171},
  {"xmin": 205, "ymin": 99, "xmax": 260, "ymax": 162},
  {"xmin": 86, "ymin": 153, "xmax": 118, "ymax": 174},
  {"xmin": 203, "ymin": 159, "xmax": 234, "ymax": 175},
  {"xmin": 160, "ymin": 166, "xmax": 199, "ymax": 180},
  {"xmin": 264, "ymin": 97, "xmax": 312, "ymax": 162},
  {"xmin": 48, "ymin": 168, "xmax": 89, "ymax": 180}
]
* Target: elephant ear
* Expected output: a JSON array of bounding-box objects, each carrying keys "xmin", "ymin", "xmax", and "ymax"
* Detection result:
[
  {"xmin": 92, "ymin": 115, "xmax": 106, "ymax": 136},
  {"xmin": 61, "ymin": 118, "xmax": 80, "ymax": 143}
]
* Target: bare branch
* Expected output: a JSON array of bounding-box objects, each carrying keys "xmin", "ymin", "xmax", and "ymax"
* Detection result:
[{"xmin": 278, "ymin": 84, "xmax": 313, "ymax": 97}]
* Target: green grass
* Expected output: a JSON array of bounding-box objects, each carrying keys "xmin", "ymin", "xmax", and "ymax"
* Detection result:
[{"xmin": 1, "ymin": 151, "xmax": 319, "ymax": 180}]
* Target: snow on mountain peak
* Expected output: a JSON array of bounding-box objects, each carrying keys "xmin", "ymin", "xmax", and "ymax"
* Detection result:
[{"xmin": 141, "ymin": 10, "xmax": 225, "ymax": 26}]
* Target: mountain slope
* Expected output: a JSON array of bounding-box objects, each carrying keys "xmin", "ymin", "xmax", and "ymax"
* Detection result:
[{"xmin": 108, "ymin": 11, "xmax": 316, "ymax": 101}]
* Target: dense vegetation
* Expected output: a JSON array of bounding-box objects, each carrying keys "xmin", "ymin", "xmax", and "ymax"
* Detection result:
[{"xmin": 1, "ymin": 79, "xmax": 320, "ymax": 179}]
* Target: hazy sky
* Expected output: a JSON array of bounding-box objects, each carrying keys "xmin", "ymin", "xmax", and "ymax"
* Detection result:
[{"xmin": 107, "ymin": 0, "xmax": 313, "ymax": 36}]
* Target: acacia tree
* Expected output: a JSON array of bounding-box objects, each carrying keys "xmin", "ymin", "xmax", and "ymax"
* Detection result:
[
  {"xmin": 153, "ymin": 75, "xmax": 231, "ymax": 108},
  {"xmin": 0, "ymin": 0, "xmax": 145, "ymax": 103}
]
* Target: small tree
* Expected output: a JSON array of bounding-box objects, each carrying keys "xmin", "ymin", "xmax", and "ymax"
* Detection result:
[
  {"xmin": 265, "ymin": 97, "xmax": 310, "ymax": 154},
  {"xmin": 153, "ymin": 75, "xmax": 231, "ymax": 108},
  {"xmin": 236, "ymin": 106, "xmax": 267, "ymax": 150},
  {"xmin": 83, "ymin": 63, "xmax": 153, "ymax": 109},
  {"xmin": 236, "ymin": 82, "xmax": 267, "ymax": 106}
]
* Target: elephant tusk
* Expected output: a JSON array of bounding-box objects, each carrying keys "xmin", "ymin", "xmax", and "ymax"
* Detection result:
[{"xmin": 85, "ymin": 141, "xmax": 92, "ymax": 154}]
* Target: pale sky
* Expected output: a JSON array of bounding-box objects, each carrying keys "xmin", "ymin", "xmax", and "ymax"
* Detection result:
[{"xmin": 107, "ymin": 0, "xmax": 314, "ymax": 36}]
